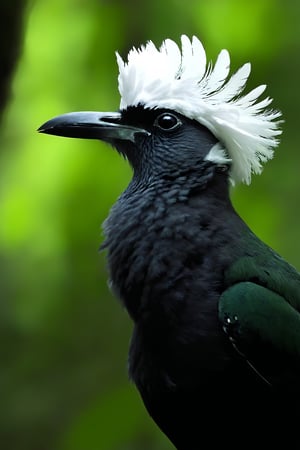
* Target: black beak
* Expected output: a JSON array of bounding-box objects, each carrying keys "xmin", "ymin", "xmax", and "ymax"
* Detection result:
[{"xmin": 38, "ymin": 111, "xmax": 150, "ymax": 143}]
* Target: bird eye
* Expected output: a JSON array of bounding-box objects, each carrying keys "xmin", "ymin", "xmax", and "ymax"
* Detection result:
[{"xmin": 155, "ymin": 113, "xmax": 181, "ymax": 131}]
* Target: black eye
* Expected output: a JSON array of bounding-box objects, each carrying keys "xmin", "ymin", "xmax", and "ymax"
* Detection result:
[{"xmin": 154, "ymin": 113, "xmax": 181, "ymax": 131}]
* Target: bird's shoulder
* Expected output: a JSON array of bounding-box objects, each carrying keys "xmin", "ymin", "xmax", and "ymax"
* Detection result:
[{"xmin": 224, "ymin": 229, "xmax": 300, "ymax": 310}]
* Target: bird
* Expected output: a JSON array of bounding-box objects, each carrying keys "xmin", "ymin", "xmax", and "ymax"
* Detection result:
[{"xmin": 38, "ymin": 36, "xmax": 300, "ymax": 448}]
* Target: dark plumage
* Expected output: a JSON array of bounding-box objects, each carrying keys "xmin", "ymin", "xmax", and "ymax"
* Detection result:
[{"xmin": 38, "ymin": 37, "xmax": 300, "ymax": 448}]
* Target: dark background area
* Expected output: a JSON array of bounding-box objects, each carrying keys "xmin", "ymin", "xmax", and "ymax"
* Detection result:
[{"xmin": 0, "ymin": 1, "xmax": 299, "ymax": 449}]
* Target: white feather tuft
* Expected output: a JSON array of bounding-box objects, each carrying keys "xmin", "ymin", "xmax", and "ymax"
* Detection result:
[
  {"xmin": 205, "ymin": 143, "xmax": 232, "ymax": 165},
  {"xmin": 117, "ymin": 35, "xmax": 282, "ymax": 184}
]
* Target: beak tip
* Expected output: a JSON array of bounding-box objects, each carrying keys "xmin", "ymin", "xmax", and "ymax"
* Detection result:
[{"xmin": 37, "ymin": 120, "xmax": 52, "ymax": 134}]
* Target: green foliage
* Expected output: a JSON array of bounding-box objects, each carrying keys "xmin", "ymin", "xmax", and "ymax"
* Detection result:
[{"xmin": 0, "ymin": 1, "xmax": 299, "ymax": 449}]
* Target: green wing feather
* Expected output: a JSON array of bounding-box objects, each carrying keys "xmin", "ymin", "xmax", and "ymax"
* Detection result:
[
  {"xmin": 219, "ymin": 229, "xmax": 300, "ymax": 387},
  {"xmin": 219, "ymin": 282, "xmax": 300, "ymax": 356}
]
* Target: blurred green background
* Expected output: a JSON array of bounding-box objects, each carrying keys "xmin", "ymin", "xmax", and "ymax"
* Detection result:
[{"xmin": 0, "ymin": 0, "xmax": 299, "ymax": 449}]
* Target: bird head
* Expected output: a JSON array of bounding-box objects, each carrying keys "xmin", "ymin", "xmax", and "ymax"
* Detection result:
[{"xmin": 38, "ymin": 35, "xmax": 281, "ymax": 185}]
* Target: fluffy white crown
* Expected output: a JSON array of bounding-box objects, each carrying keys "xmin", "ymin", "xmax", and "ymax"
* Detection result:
[{"xmin": 116, "ymin": 35, "xmax": 282, "ymax": 184}]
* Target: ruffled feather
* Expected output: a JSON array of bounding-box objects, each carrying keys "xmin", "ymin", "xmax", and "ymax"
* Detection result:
[{"xmin": 117, "ymin": 35, "xmax": 282, "ymax": 184}]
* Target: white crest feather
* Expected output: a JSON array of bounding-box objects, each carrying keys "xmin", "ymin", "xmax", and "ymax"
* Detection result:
[{"xmin": 117, "ymin": 35, "xmax": 282, "ymax": 184}]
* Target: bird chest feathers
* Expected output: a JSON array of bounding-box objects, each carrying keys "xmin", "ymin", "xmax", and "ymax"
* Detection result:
[{"xmin": 102, "ymin": 175, "xmax": 237, "ymax": 330}]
